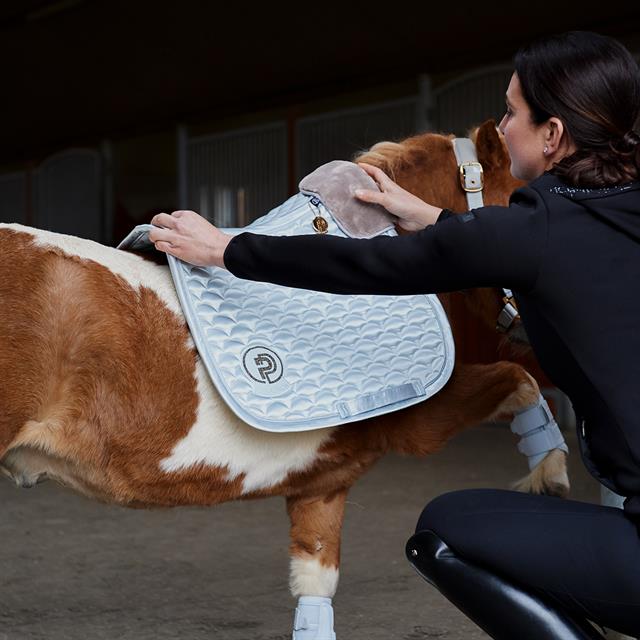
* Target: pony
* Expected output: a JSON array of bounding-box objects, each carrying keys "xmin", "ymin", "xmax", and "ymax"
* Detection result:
[{"xmin": 0, "ymin": 119, "xmax": 568, "ymax": 638}]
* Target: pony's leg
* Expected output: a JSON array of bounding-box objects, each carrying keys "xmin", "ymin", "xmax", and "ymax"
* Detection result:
[
  {"xmin": 467, "ymin": 364, "xmax": 570, "ymax": 498},
  {"xmin": 382, "ymin": 361, "xmax": 569, "ymax": 497},
  {"xmin": 463, "ymin": 364, "xmax": 570, "ymax": 498},
  {"xmin": 485, "ymin": 367, "xmax": 570, "ymax": 498},
  {"xmin": 286, "ymin": 489, "xmax": 347, "ymax": 640}
]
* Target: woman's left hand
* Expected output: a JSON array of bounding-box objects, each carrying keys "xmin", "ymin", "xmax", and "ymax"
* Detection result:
[
  {"xmin": 355, "ymin": 162, "xmax": 443, "ymax": 230},
  {"xmin": 148, "ymin": 210, "xmax": 231, "ymax": 268}
]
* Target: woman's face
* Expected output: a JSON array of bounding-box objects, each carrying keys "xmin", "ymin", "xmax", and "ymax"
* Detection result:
[{"xmin": 498, "ymin": 73, "xmax": 548, "ymax": 182}]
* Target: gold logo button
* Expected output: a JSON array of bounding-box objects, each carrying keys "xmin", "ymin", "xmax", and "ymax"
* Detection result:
[{"xmin": 312, "ymin": 216, "xmax": 328, "ymax": 233}]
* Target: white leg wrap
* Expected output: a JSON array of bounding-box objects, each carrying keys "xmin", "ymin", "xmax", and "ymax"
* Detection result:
[
  {"xmin": 292, "ymin": 596, "xmax": 336, "ymax": 640},
  {"xmin": 511, "ymin": 393, "xmax": 569, "ymax": 470}
]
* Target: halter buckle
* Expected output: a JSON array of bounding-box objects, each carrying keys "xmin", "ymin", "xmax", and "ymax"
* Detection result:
[
  {"xmin": 459, "ymin": 161, "xmax": 484, "ymax": 193},
  {"xmin": 496, "ymin": 293, "xmax": 520, "ymax": 333}
]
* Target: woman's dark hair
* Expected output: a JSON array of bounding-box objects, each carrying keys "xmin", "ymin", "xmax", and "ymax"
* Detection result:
[{"xmin": 514, "ymin": 31, "xmax": 640, "ymax": 187}]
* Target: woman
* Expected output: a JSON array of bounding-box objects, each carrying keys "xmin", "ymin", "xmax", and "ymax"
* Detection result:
[{"xmin": 149, "ymin": 31, "xmax": 640, "ymax": 639}]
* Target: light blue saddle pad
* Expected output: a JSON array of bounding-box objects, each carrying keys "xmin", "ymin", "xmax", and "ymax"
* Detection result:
[{"xmin": 118, "ymin": 191, "xmax": 455, "ymax": 432}]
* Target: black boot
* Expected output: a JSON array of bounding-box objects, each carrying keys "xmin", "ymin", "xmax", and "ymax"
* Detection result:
[{"xmin": 405, "ymin": 530, "xmax": 604, "ymax": 640}]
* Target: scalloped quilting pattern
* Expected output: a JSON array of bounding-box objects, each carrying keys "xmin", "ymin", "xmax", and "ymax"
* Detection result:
[{"xmin": 166, "ymin": 193, "xmax": 455, "ymax": 430}]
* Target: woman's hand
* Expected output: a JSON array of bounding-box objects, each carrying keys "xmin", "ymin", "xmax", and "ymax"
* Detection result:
[
  {"xmin": 355, "ymin": 162, "xmax": 443, "ymax": 231},
  {"xmin": 148, "ymin": 210, "xmax": 231, "ymax": 268}
]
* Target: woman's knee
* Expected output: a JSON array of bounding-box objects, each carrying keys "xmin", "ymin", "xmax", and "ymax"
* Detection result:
[
  {"xmin": 415, "ymin": 488, "xmax": 505, "ymax": 536},
  {"xmin": 416, "ymin": 489, "xmax": 473, "ymax": 535}
]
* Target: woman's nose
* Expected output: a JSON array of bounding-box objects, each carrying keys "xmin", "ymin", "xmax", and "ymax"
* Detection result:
[{"xmin": 497, "ymin": 114, "xmax": 507, "ymax": 134}]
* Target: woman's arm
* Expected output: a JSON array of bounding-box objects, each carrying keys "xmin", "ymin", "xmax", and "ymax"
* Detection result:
[
  {"xmin": 149, "ymin": 165, "xmax": 453, "ymax": 265},
  {"xmin": 223, "ymin": 186, "xmax": 548, "ymax": 296}
]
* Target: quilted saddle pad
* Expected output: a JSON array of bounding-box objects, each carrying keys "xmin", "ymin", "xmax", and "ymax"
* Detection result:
[{"xmin": 118, "ymin": 164, "xmax": 455, "ymax": 432}]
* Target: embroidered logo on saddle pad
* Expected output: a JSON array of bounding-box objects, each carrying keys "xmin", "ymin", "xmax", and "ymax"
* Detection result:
[{"xmin": 242, "ymin": 345, "xmax": 288, "ymax": 397}]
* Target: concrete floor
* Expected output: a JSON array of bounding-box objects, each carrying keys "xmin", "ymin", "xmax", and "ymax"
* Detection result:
[{"xmin": 0, "ymin": 423, "xmax": 601, "ymax": 640}]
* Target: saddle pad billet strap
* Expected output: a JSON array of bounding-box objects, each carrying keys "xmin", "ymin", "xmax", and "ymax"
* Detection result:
[
  {"xmin": 510, "ymin": 393, "xmax": 569, "ymax": 469},
  {"xmin": 336, "ymin": 380, "xmax": 426, "ymax": 419}
]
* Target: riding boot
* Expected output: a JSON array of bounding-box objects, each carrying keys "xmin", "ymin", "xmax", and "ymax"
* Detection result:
[{"xmin": 405, "ymin": 529, "xmax": 604, "ymax": 640}]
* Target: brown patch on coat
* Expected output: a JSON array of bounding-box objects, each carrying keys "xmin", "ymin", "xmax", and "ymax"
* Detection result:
[{"xmin": 0, "ymin": 227, "xmax": 245, "ymax": 506}]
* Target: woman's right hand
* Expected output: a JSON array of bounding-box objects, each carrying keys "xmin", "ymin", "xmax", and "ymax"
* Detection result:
[
  {"xmin": 148, "ymin": 209, "xmax": 231, "ymax": 268},
  {"xmin": 355, "ymin": 162, "xmax": 443, "ymax": 231}
]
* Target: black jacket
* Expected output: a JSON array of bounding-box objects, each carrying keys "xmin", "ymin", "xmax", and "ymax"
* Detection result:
[{"xmin": 224, "ymin": 171, "xmax": 640, "ymax": 521}]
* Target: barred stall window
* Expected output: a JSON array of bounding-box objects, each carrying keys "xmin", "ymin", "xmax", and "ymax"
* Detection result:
[
  {"xmin": 296, "ymin": 99, "xmax": 418, "ymax": 182},
  {"xmin": 186, "ymin": 123, "xmax": 288, "ymax": 227},
  {"xmin": 434, "ymin": 65, "xmax": 515, "ymax": 136}
]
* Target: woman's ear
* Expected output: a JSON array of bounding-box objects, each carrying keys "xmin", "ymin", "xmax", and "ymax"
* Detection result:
[{"xmin": 544, "ymin": 117, "xmax": 568, "ymax": 155}]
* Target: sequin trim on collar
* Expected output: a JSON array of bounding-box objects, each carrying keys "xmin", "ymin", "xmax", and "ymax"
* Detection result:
[{"xmin": 549, "ymin": 182, "xmax": 639, "ymax": 198}]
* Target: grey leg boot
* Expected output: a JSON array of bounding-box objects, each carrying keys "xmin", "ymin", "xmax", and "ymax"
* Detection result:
[{"xmin": 406, "ymin": 530, "xmax": 604, "ymax": 640}]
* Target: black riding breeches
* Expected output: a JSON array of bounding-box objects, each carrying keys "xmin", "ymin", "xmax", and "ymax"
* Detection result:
[{"xmin": 415, "ymin": 488, "xmax": 640, "ymax": 637}]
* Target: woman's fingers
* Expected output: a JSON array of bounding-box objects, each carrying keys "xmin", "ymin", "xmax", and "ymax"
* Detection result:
[
  {"xmin": 146, "ymin": 208, "xmax": 230, "ymax": 267},
  {"xmin": 154, "ymin": 240, "xmax": 177, "ymax": 256},
  {"xmin": 354, "ymin": 188, "xmax": 385, "ymax": 205},
  {"xmin": 355, "ymin": 162, "xmax": 395, "ymax": 206},
  {"xmin": 148, "ymin": 227, "xmax": 175, "ymax": 243},
  {"xmin": 150, "ymin": 212, "xmax": 178, "ymax": 228},
  {"xmin": 357, "ymin": 162, "xmax": 393, "ymax": 187}
]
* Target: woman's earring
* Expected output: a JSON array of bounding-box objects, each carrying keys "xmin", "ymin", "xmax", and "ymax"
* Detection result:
[{"xmin": 543, "ymin": 146, "xmax": 548, "ymax": 155}]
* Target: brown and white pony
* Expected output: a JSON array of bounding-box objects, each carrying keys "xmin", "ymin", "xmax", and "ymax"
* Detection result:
[{"xmin": 0, "ymin": 119, "xmax": 568, "ymax": 634}]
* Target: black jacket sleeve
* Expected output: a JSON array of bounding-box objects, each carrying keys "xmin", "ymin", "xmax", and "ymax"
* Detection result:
[
  {"xmin": 223, "ymin": 185, "xmax": 548, "ymax": 296},
  {"xmin": 436, "ymin": 208, "xmax": 456, "ymax": 222}
]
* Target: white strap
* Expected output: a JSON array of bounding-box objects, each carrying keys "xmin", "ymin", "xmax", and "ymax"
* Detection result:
[
  {"xmin": 452, "ymin": 138, "xmax": 485, "ymax": 210},
  {"xmin": 336, "ymin": 380, "xmax": 425, "ymax": 419}
]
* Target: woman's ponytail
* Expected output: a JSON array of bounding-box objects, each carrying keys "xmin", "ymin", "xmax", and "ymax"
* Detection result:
[{"xmin": 552, "ymin": 129, "xmax": 640, "ymax": 187}]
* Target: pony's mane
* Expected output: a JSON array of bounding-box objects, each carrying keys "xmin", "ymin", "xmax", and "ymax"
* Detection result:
[
  {"xmin": 352, "ymin": 127, "xmax": 480, "ymax": 180},
  {"xmin": 352, "ymin": 142, "xmax": 407, "ymax": 180},
  {"xmin": 353, "ymin": 126, "xmax": 481, "ymax": 180}
]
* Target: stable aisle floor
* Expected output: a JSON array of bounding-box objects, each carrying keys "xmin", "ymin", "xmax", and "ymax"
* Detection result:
[{"xmin": 0, "ymin": 423, "xmax": 601, "ymax": 640}]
